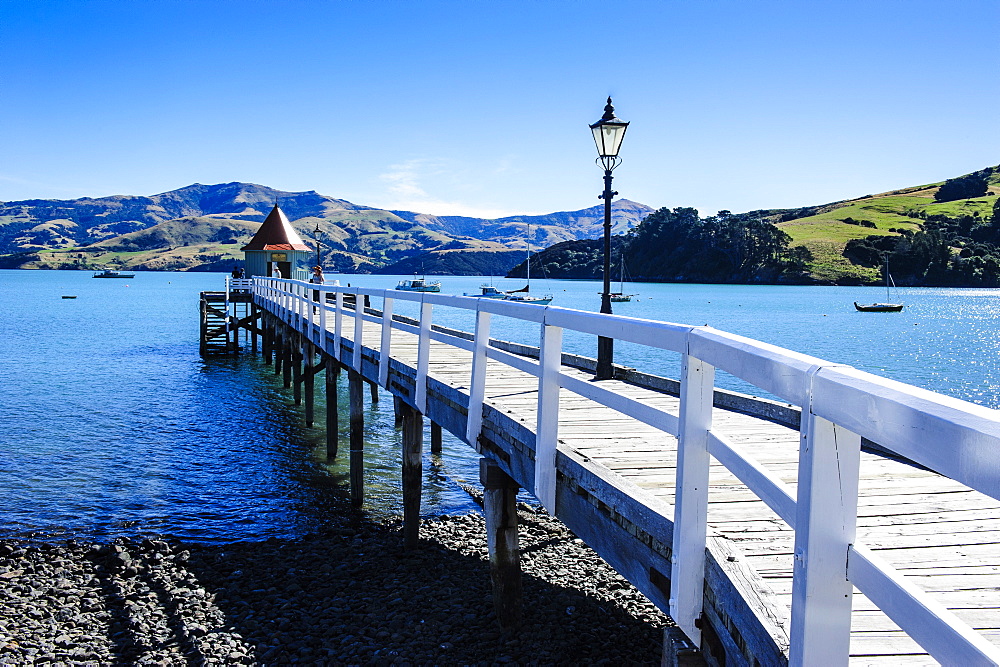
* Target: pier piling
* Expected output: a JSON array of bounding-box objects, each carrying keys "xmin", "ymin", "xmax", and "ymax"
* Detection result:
[
  {"xmin": 349, "ymin": 369, "xmax": 365, "ymax": 507},
  {"xmin": 304, "ymin": 342, "xmax": 315, "ymax": 427},
  {"xmin": 480, "ymin": 459, "xmax": 522, "ymax": 629},
  {"xmin": 400, "ymin": 401, "xmax": 423, "ymax": 549},
  {"xmin": 430, "ymin": 421, "xmax": 442, "ymax": 454},
  {"xmin": 292, "ymin": 337, "xmax": 303, "ymax": 405},
  {"xmin": 326, "ymin": 363, "xmax": 340, "ymax": 459}
]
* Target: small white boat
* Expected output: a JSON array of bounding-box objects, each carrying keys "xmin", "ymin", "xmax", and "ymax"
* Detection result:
[
  {"xmin": 608, "ymin": 256, "xmax": 636, "ymax": 302},
  {"xmin": 93, "ymin": 269, "xmax": 135, "ymax": 279},
  {"xmin": 463, "ymin": 284, "xmax": 510, "ymax": 299},
  {"xmin": 505, "ymin": 219, "xmax": 554, "ymax": 306},
  {"xmin": 395, "ymin": 276, "xmax": 441, "ymax": 292},
  {"xmin": 505, "ymin": 292, "xmax": 553, "ymax": 305}
]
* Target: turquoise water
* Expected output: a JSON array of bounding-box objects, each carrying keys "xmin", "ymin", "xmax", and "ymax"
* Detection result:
[{"xmin": 1, "ymin": 269, "xmax": 997, "ymax": 543}]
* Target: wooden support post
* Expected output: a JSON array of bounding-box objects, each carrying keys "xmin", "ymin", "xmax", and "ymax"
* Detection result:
[
  {"xmin": 349, "ymin": 369, "xmax": 365, "ymax": 507},
  {"xmin": 663, "ymin": 627, "xmax": 704, "ymax": 667},
  {"xmin": 263, "ymin": 318, "xmax": 272, "ymax": 366},
  {"xmin": 393, "ymin": 395, "xmax": 404, "ymax": 427},
  {"xmin": 293, "ymin": 337, "xmax": 303, "ymax": 405},
  {"xmin": 369, "ymin": 381, "xmax": 379, "ymax": 404},
  {"xmin": 274, "ymin": 330, "xmax": 284, "ymax": 376},
  {"xmin": 251, "ymin": 303, "xmax": 259, "ymax": 354},
  {"xmin": 430, "ymin": 421, "xmax": 442, "ymax": 454},
  {"xmin": 326, "ymin": 362, "xmax": 339, "ymax": 459},
  {"xmin": 198, "ymin": 298, "xmax": 208, "ymax": 355},
  {"xmin": 480, "ymin": 459, "xmax": 522, "ymax": 629},
  {"xmin": 400, "ymin": 401, "xmax": 423, "ymax": 549},
  {"xmin": 282, "ymin": 335, "xmax": 293, "ymax": 389},
  {"xmin": 304, "ymin": 343, "xmax": 315, "ymax": 427}
]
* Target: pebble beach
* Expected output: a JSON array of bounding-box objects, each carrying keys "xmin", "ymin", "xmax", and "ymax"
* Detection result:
[{"xmin": 0, "ymin": 500, "xmax": 669, "ymax": 665}]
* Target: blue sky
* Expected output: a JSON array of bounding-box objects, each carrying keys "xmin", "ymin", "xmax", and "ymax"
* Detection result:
[{"xmin": 2, "ymin": 0, "xmax": 998, "ymax": 218}]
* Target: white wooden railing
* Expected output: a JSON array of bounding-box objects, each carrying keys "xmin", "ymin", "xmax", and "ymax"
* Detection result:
[{"xmin": 251, "ymin": 277, "xmax": 1000, "ymax": 666}]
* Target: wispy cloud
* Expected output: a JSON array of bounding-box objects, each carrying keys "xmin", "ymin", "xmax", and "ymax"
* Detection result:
[
  {"xmin": 376, "ymin": 159, "xmax": 530, "ymax": 219},
  {"xmin": 0, "ymin": 174, "xmax": 87, "ymax": 200}
]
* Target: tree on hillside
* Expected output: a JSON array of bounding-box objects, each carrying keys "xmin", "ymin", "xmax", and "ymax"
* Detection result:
[{"xmin": 934, "ymin": 169, "xmax": 991, "ymax": 203}]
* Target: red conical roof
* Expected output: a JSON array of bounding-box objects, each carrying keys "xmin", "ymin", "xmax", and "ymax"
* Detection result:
[{"xmin": 241, "ymin": 204, "xmax": 312, "ymax": 251}]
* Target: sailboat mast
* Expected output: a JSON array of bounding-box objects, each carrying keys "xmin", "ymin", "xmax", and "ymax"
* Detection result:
[
  {"xmin": 526, "ymin": 220, "xmax": 531, "ymax": 288},
  {"xmin": 884, "ymin": 254, "xmax": 890, "ymax": 301}
]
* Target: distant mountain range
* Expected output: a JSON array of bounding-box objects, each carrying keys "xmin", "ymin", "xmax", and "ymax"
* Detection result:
[
  {"xmin": 6, "ymin": 166, "xmax": 998, "ymax": 283},
  {"xmin": 0, "ymin": 182, "xmax": 653, "ymax": 274}
]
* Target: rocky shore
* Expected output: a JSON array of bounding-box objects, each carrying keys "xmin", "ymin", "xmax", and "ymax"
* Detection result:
[{"xmin": 0, "ymin": 502, "xmax": 669, "ymax": 665}]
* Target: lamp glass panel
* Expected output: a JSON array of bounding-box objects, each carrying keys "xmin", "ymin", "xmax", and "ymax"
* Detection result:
[
  {"xmin": 602, "ymin": 124, "xmax": 627, "ymax": 157},
  {"xmin": 591, "ymin": 125, "xmax": 607, "ymax": 155},
  {"xmin": 592, "ymin": 123, "xmax": 628, "ymax": 157}
]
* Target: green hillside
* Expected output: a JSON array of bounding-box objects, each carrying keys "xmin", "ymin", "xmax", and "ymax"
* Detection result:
[{"xmin": 776, "ymin": 168, "xmax": 1000, "ymax": 282}]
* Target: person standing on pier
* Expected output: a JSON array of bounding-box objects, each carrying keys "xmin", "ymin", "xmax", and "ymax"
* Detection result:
[{"xmin": 311, "ymin": 265, "xmax": 324, "ymax": 313}]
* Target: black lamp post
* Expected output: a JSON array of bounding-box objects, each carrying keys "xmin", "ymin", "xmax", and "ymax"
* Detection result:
[
  {"xmin": 590, "ymin": 96, "xmax": 629, "ymax": 380},
  {"xmin": 313, "ymin": 222, "xmax": 322, "ymax": 268}
]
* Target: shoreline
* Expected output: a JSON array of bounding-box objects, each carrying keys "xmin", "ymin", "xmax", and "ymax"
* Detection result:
[{"xmin": 0, "ymin": 502, "xmax": 669, "ymax": 665}]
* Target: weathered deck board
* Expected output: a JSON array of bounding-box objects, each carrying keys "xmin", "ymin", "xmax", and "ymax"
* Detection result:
[{"xmin": 299, "ymin": 306, "xmax": 1000, "ymax": 664}]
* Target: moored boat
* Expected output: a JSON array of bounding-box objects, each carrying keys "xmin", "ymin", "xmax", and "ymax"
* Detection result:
[
  {"xmin": 855, "ymin": 255, "xmax": 903, "ymax": 312},
  {"xmin": 463, "ymin": 284, "xmax": 510, "ymax": 299},
  {"xmin": 395, "ymin": 276, "xmax": 441, "ymax": 292},
  {"xmin": 854, "ymin": 302, "xmax": 904, "ymax": 313},
  {"xmin": 93, "ymin": 269, "xmax": 135, "ymax": 278},
  {"xmin": 505, "ymin": 293, "xmax": 553, "ymax": 305},
  {"xmin": 607, "ymin": 256, "xmax": 636, "ymax": 302}
]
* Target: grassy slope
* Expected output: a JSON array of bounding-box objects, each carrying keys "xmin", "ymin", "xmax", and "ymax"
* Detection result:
[{"xmin": 778, "ymin": 170, "xmax": 1000, "ymax": 282}]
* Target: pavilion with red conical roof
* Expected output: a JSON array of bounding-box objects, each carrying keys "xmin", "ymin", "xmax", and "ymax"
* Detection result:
[{"xmin": 241, "ymin": 204, "xmax": 313, "ymax": 279}]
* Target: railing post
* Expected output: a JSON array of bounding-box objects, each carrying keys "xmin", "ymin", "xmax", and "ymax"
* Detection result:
[
  {"xmin": 296, "ymin": 282, "xmax": 305, "ymax": 331},
  {"xmin": 318, "ymin": 285, "xmax": 327, "ymax": 349},
  {"xmin": 415, "ymin": 300, "xmax": 432, "ymax": 413},
  {"xmin": 352, "ymin": 290, "xmax": 364, "ymax": 372},
  {"xmin": 279, "ymin": 282, "xmax": 287, "ymax": 322},
  {"xmin": 789, "ymin": 383, "xmax": 861, "ymax": 666},
  {"xmin": 670, "ymin": 353, "xmax": 715, "ymax": 645},
  {"xmin": 378, "ymin": 296, "xmax": 394, "ymax": 388},
  {"xmin": 465, "ymin": 307, "xmax": 491, "ymax": 446},
  {"xmin": 534, "ymin": 316, "xmax": 562, "ymax": 514},
  {"xmin": 333, "ymin": 290, "xmax": 343, "ymax": 361}
]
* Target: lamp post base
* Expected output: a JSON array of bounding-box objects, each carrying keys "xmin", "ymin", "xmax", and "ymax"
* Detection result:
[{"xmin": 596, "ymin": 334, "xmax": 614, "ymax": 380}]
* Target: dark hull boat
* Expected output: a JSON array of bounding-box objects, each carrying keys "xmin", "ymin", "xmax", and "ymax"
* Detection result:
[
  {"xmin": 854, "ymin": 302, "xmax": 903, "ymax": 312},
  {"xmin": 855, "ymin": 256, "xmax": 903, "ymax": 312}
]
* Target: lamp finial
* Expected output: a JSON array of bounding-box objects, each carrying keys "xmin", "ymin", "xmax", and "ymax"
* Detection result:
[{"xmin": 602, "ymin": 97, "xmax": 616, "ymax": 121}]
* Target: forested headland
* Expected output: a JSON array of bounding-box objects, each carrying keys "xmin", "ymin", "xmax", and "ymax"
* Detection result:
[
  {"xmin": 512, "ymin": 208, "xmax": 812, "ymax": 284},
  {"xmin": 512, "ymin": 166, "xmax": 1000, "ymax": 287}
]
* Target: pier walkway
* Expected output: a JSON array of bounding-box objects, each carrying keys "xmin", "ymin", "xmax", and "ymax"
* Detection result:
[{"xmin": 212, "ymin": 277, "xmax": 1000, "ymax": 666}]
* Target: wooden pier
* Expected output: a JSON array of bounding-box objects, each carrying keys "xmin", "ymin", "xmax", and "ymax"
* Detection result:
[{"xmin": 201, "ymin": 278, "xmax": 1000, "ymax": 666}]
